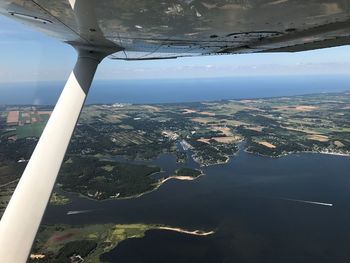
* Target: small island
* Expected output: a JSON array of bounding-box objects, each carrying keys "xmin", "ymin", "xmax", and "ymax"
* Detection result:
[{"xmin": 175, "ymin": 167, "xmax": 202, "ymax": 178}]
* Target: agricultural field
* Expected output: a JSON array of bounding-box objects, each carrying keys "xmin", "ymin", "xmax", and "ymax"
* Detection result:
[
  {"xmin": 3, "ymin": 107, "xmax": 52, "ymax": 139},
  {"xmin": 1, "ymin": 91, "xmax": 350, "ymax": 206}
]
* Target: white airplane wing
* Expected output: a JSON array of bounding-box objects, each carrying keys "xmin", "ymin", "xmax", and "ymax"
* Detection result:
[
  {"xmin": 1, "ymin": 1, "xmax": 350, "ymax": 262},
  {"xmin": 1, "ymin": 0, "xmax": 350, "ymax": 59}
]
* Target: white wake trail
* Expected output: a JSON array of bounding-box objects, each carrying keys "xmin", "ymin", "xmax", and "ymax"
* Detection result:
[
  {"xmin": 280, "ymin": 198, "xmax": 333, "ymax": 207},
  {"xmin": 67, "ymin": 210, "xmax": 93, "ymax": 215}
]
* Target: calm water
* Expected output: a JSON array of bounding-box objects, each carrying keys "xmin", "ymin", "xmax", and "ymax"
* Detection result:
[
  {"xmin": 1, "ymin": 75, "xmax": 350, "ymax": 105},
  {"xmin": 43, "ymin": 149, "xmax": 350, "ymax": 263}
]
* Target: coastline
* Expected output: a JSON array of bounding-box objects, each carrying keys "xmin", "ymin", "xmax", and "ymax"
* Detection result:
[
  {"xmin": 244, "ymin": 148, "xmax": 350, "ymax": 159},
  {"xmin": 58, "ymin": 170, "xmax": 204, "ymax": 203},
  {"xmin": 32, "ymin": 223, "xmax": 215, "ymax": 262},
  {"xmin": 155, "ymin": 226, "xmax": 215, "ymax": 236},
  {"xmin": 55, "ymin": 148, "xmax": 350, "ymax": 204},
  {"xmin": 192, "ymin": 154, "xmax": 231, "ymax": 167},
  {"xmin": 112, "ymin": 170, "xmax": 204, "ymax": 200},
  {"xmin": 158, "ymin": 173, "xmax": 203, "ymax": 184}
]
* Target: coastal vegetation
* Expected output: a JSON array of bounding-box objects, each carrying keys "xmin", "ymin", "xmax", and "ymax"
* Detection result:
[
  {"xmin": 58, "ymin": 157, "xmax": 161, "ymax": 200},
  {"xmin": 29, "ymin": 223, "xmax": 215, "ymax": 262},
  {"xmin": 29, "ymin": 224, "xmax": 158, "ymax": 262},
  {"xmin": 49, "ymin": 192, "xmax": 70, "ymax": 206},
  {"xmin": 175, "ymin": 167, "xmax": 202, "ymax": 178},
  {"xmin": 1, "ymin": 91, "xmax": 350, "ymax": 207}
]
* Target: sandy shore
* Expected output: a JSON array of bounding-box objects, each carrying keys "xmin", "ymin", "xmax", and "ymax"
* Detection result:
[
  {"xmin": 156, "ymin": 226, "xmax": 215, "ymax": 236},
  {"xmin": 97, "ymin": 172, "xmax": 204, "ymax": 201},
  {"xmin": 159, "ymin": 175, "xmax": 198, "ymax": 184}
]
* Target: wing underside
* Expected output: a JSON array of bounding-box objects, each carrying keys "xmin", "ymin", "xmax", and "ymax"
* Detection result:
[{"xmin": 1, "ymin": 0, "xmax": 350, "ymax": 60}]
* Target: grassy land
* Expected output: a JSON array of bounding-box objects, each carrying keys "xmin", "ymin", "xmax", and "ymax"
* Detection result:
[
  {"xmin": 30, "ymin": 224, "xmax": 159, "ymax": 263},
  {"xmin": 0, "ymin": 181, "xmax": 17, "ymax": 218},
  {"xmin": 16, "ymin": 122, "xmax": 46, "ymax": 139},
  {"xmin": 49, "ymin": 192, "xmax": 70, "ymax": 206}
]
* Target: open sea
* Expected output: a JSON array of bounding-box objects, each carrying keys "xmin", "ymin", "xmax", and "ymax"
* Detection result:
[{"xmin": 0, "ymin": 75, "xmax": 350, "ymax": 105}]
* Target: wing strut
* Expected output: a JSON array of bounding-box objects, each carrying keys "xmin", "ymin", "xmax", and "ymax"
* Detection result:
[{"xmin": 0, "ymin": 49, "xmax": 106, "ymax": 263}]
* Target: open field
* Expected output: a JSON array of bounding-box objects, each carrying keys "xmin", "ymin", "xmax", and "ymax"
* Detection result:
[
  {"xmin": 306, "ymin": 134, "xmax": 329, "ymax": 142},
  {"xmin": 273, "ymin": 105, "xmax": 319, "ymax": 112},
  {"xmin": 2, "ymin": 108, "xmax": 51, "ymax": 139},
  {"xmin": 2, "ymin": 91, "xmax": 350, "ymax": 206},
  {"xmin": 203, "ymin": 102, "xmax": 247, "ymax": 115},
  {"xmin": 16, "ymin": 122, "xmax": 46, "ymax": 139},
  {"xmin": 191, "ymin": 117, "xmax": 217, "ymax": 124}
]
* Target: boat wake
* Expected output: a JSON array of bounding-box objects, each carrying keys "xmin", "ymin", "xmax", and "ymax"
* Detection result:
[
  {"xmin": 67, "ymin": 209, "xmax": 94, "ymax": 215},
  {"xmin": 279, "ymin": 198, "xmax": 333, "ymax": 207}
]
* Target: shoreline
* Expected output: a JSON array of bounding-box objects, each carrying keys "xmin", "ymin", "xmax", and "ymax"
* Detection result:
[
  {"xmin": 33, "ymin": 223, "xmax": 215, "ymax": 262},
  {"xmin": 245, "ymin": 148, "xmax": 350, "ymax": 159},
  {"xmin": 159, "ymin": 174, "xmax": 202, "ymax": 184},
  {"xmin": 55, "ymin": 149, "xmax": 349, "ymax": 204},
  {"xmin": 192, "ymin": 153, "xmax": 231, "ymax": 167},
  {"xmin": 57, "ymin": 170, "xmax": 204, "ymax": 203},
  {"xmin": 114, "ymin": 170, "xmax": 204, "ymax": 200},
  {"xmin": 155, "ymin": 226, "xmax": 215, "ymax": 236}
]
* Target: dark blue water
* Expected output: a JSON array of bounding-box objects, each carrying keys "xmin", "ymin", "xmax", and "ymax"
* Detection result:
[
  {"xmin": 44, "ymin": 150, "xmax": 350, "ymax": 263},
  {"xmin": 1, "ymin": 75, "xmax": 350, "ymax": 105}
]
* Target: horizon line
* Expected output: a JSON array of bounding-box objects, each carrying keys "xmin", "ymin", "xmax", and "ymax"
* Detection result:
[{"xmin": 1, "ymin": 73, "xmax": 350, "ymax": 85}]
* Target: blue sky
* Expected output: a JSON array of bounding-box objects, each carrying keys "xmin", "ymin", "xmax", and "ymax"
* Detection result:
[{"xmin": 1, "ymin": 15, "xmax": 350, "ymax": 83}]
